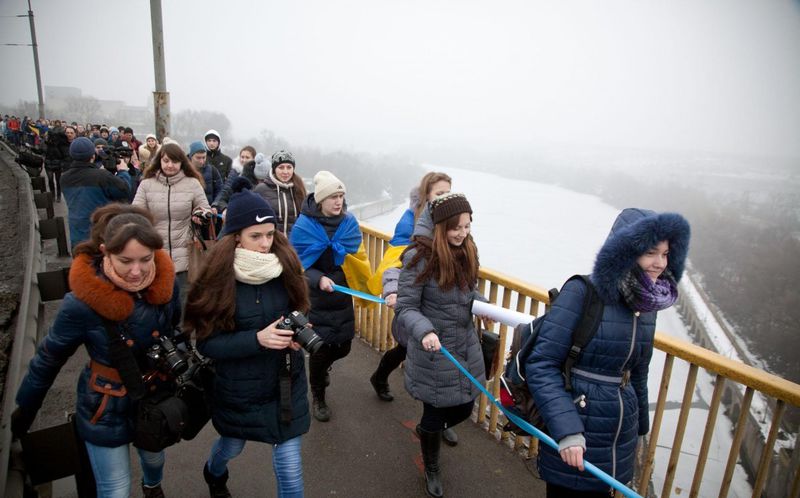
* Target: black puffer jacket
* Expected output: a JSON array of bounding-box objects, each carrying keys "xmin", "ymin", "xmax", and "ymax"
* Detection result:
[
  {"xmin": 197, "ymin": 279, "xmax": 310, "ymax": 443},
  {"xmin": 45, "ymin": 128, "xmax": 69, "ymax": 170},
  {"xmin": 212, "ymin": 161, "xmax": 258, "ymax": 212},
  {"xmin": 253, "ymin": 170, "xmax": 304, "ymax": 235},
  {"xmin": 295, "ymin": 195, "xmax": 355, "ymax": 345},
  {"xmin": 207, "ymin": 148, "xmax": 233, "ymax": 181}
]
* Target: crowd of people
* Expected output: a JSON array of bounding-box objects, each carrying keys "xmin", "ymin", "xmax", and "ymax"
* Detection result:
[{"xmin": 3, "ymin": 116, "xmax": 690, "ymax": 498}]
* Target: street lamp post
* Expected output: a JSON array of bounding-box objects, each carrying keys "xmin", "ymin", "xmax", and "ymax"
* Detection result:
[
  {"xmin": 27, "ymin": 0, "xmax": 45, "ymax": 119},
  {"xmin": 150, "ymin": 0, "xmax": 170, "ymax": 140}
]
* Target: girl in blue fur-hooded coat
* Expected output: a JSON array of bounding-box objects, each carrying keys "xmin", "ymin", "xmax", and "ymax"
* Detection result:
[{"xmin": 525, "ymin": 208, "xmax": 690, "ymax": 497}]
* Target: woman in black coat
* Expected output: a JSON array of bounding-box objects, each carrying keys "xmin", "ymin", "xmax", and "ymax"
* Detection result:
[
  {"xmin": 289, "ymin": 171, "xmax": 367, "ymax": 423},
  {"xmin": 44, "ymin": 123, "xmax": 73, "ymax": 201},
  {"xmin": 184, "ymin": 178, "xmax": 311, "ymax": 498}
]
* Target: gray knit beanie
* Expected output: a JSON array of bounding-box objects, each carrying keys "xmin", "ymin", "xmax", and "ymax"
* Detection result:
[{"xmin": 253, "ymin": 153, "xmax": 269, "ymax": 180}]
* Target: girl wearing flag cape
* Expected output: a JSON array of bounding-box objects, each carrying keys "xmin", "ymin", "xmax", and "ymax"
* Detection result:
[{"xmin": 289, "ymin": 171, "xmax": 372, "ymax": 422}]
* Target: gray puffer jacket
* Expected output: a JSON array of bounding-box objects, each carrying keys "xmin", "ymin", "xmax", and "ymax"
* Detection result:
[{"xmin": 396, "ymin": 209, "xmax": 486, "ymax": 407}]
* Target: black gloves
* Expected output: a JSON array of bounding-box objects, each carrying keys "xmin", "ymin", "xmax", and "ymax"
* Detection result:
[{"xmin": 10, "ymin": 406, "xmax": 37, "ymax": 439}]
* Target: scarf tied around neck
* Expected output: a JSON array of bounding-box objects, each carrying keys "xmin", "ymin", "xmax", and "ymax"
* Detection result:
[
  {"xmin": 233, "ymin": 248, "xmax": 284, "ymax": 284},
  {"xmin": 618, "ymin": 266, "xmax": 678, "ymax": 313}
]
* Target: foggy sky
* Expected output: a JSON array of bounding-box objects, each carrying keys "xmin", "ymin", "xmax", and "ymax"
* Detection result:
[{"xmin": 1, "ymin": 0, "xmax": 799, "ymax": 159}]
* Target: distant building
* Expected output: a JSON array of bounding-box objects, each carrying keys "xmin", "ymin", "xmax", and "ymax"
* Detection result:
[{"xmin": 44, "ymin": 85, "xmax": 152, "ymax": 132}]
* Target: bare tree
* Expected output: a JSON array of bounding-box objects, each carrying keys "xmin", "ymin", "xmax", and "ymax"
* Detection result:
[
  {"xmin": 65, "ymin": 96, "xmax": 101, "ymax": 124},
  {"xmin": 171, "ymin": 109, "xmax": 231, "ymax": 145}
]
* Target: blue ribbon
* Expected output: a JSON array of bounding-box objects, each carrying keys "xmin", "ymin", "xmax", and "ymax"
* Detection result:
[
  {"xmin": 329, "ymin": 285, "xmax": 641, "ymax": 496},
  {"xmin": 331, "ymin": 284, "xmax": 387, "ymax": 304},
  {"xmin": 439, "ymin": 345, "xmax": 642, "ymax": 498}
]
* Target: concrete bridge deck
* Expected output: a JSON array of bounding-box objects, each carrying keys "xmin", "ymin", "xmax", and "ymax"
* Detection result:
[{"xmin": 10, "ymin": 158, "xmax": 545, "ymax": 497}]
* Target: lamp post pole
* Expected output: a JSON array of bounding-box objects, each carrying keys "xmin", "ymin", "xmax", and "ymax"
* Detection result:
[
  {"xmin": 150, "ymin": 0, "xmax": 170, "ymax": 140},
  {"xmin": 27, "ymin": 0, "xmax": 45, "ymax": 119}
]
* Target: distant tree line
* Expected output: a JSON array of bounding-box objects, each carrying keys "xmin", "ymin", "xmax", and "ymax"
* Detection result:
[
  {"xmin": 168, "ymin": 109, "xmax": 423, "ymax": 206},
  {"xmin": 241, "ymin": 129, "xmax": 421, "ymax": 206}
]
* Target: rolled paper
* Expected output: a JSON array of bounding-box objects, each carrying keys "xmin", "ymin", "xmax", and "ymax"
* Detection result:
[{"xmin": 471, "ymin": 300, "xmax": 535, "ymax": 327}]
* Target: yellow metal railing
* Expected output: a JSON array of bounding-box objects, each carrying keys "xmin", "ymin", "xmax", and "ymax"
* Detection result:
[{"xmin": 356, "ymin": 223, "xmax": 800, "ymax": 498}]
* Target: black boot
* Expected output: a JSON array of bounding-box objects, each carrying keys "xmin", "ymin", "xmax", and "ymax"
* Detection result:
[
  {"xmin": 142, "ymin": 481, "xmax": 165, "ymax": 498},
  {"xmin": 418, "ymin": 426, "xmax": 444, "ymax": 498},
  {"xmin": 203, "ymin": 463, "xmax": 232, "ymax": 498},
  {"xmin": 312, "ymin": 390, "xmax": 331, "ymax": 422},
  {"xmin": 442, "ymin": 426, "xmax": 458, "ymax": 446},
  {"xmin": 370, "ymin": 366, "xmax": 394, "ymax": 402}
]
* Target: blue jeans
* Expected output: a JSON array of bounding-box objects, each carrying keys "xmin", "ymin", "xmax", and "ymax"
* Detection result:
[
  {"xmin": 207, "ymin": 435, "xmax": 304, "ymax": 497},
  {"xmin": 84, "ymin": 441, "xmax": 164, "ymax": 498}
]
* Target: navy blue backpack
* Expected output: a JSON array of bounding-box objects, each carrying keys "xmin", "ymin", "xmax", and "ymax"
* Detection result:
[{"xmin": 499, "ymin": 275, "xmax": 604, "ymax": 433}]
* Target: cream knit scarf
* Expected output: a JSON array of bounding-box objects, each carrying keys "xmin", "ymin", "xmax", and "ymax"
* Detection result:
[{"xmin": 233, "ymin": 248, "xmax": 283, "ymax": 284}]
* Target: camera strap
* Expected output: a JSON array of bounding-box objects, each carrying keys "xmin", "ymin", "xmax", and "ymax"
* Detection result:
[
  {"xmin": 279, "ymin": 352, "xmax": 292, "ymax": 425},
  {"xmin": 102, "ymin": 319, "xmax": 147, "ymax": 401}
]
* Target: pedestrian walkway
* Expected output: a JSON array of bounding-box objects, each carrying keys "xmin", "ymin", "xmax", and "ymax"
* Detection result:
[{"xmin": 16, "ymin": 174, "xmax": 546, "ymax": 498}]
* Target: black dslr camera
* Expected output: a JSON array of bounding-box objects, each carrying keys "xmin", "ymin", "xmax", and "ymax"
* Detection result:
[
  {"xmin": 276, "ymin": 311, "xmax": 324, "ymax": 354},
  {"xmin": 146, "ymin": 335, "xmax": 189, "ymax": 376}
]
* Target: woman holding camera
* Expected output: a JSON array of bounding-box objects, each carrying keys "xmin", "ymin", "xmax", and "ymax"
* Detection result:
[
  {"xmin": 12, "ymin": 204, "xmax": 182, "ymax": 498},
  {"xmin": 184, "ymin": 178, "xmax": 311, "ymax": 498},
  {"xmin": 132, "ymin": 142, "xmax": 211, "ymax": 298}
]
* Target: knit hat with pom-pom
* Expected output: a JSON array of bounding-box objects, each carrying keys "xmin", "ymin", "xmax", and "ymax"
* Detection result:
[
  {"xmin": 253, "ymin": 152, "xmax": 270, "ymax": 180},
  {"xmin": 219, "ymin": 177, "xmax": 277, "ymax": 237}
]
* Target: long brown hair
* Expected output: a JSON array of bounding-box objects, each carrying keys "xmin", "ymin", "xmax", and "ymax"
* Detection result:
[
  {"xmin": 183, "ymin": 229, "xmax": 310, "ymax": 340},
  {"xmin": 407, "ymin": 213, "xmax": 478, "ymax": 292},
  {"xmin": 289, "ymin": 172, "xmax": 307, "ymax": 211},
  {"xmin": 143, "ymin": 142, "xmax": 205, "ymax": 187},
  {"xmin": 414, "ymin": 172, "xmax": 452, "ymax": 220},
  {"xmin": 74, "ymin": 203, "xmax": 162, "ymax": 257}
]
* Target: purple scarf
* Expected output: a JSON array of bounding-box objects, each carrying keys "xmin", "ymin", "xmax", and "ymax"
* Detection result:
[{"xmin": 618, "ymin": 267, "xmax": 678, "ymax": 313}]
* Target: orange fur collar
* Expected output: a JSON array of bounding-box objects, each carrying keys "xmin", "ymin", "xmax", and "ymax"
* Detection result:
[{"xmin": 69, "ymin": 249, "xmax": 175, "ymax": 321}]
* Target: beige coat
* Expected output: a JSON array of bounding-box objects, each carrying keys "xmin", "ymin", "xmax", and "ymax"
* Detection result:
[{"xmin": 132, "ymin": 170, "xmax": 210, "ymax": 273}]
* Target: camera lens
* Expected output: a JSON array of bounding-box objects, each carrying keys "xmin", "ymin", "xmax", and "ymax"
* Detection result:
[{"xmin": 293, "ymin": 327, "xmax": 324, "ymax": 354}]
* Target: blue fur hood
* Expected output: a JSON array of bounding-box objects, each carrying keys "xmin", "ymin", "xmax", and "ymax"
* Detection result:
[{"xmin": 591, "ymin": 208, "xmax": 690, "ymax": 303}]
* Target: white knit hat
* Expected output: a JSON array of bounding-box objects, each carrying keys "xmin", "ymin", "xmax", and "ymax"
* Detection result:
[{"xmin": 313, "ymin": 170, "xmax": 346, "ymax": 203}]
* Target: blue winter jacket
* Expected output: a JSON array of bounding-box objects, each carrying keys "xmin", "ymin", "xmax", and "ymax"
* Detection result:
[
  {"xmin": 525, "ymin": 208, "xmax": 690, "ymax": 492},
  {"xmin": 61, "ymin": 160, "xmax": 131, "ymax": 249},
  {"xmin": 15, "ymin": 251, "xmax": 180, "ymax": 447},
  {"xmin": 199, "ymin": 163, "xmax": 223, "ymax": 206},
  {"xmin": 197, "ymin": 279, "xmax": 310, "ymax": 444}
]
